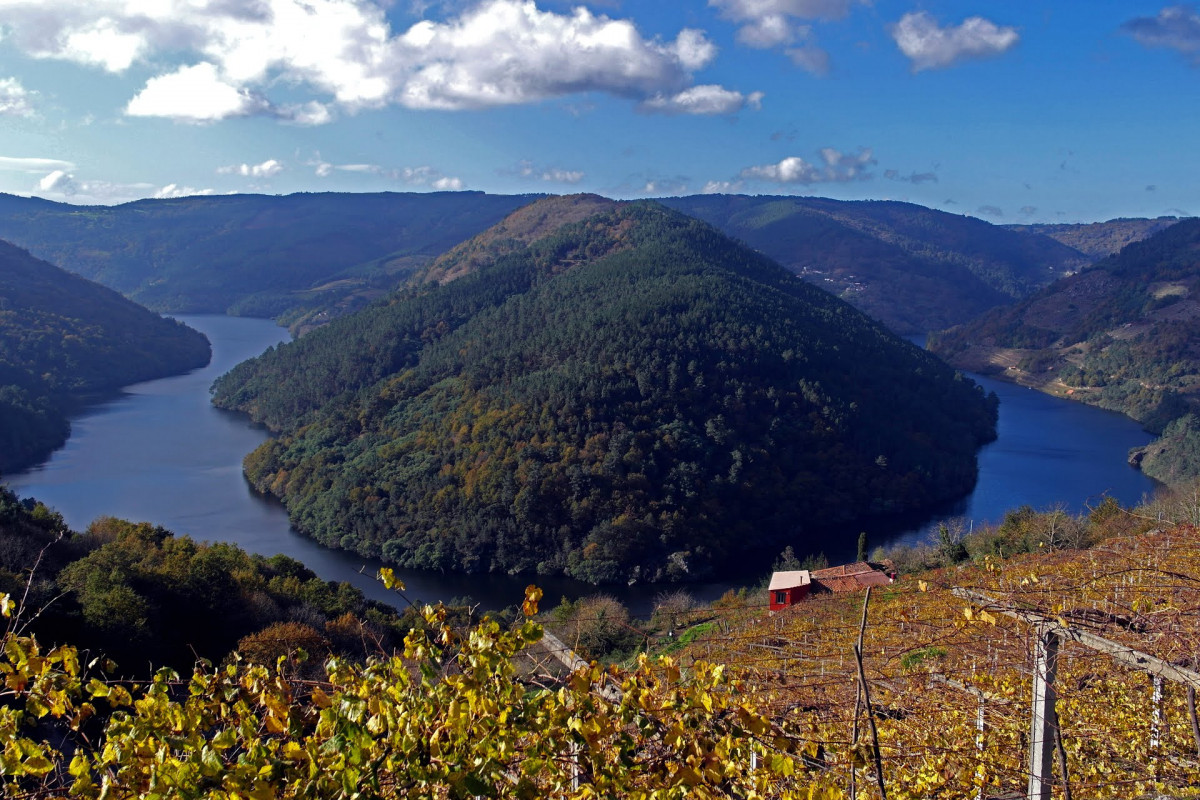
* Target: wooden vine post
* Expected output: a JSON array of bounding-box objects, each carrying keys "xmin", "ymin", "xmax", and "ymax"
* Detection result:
[
  {"xmin": 952, "ymin": 587, "xmax": 1200, "ymax": 799},
  {"xmin": 1026, "ymin": 624, "xmax": 1060, "ymax": 800}
]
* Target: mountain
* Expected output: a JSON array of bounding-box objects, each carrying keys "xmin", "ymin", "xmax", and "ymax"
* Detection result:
[
  {"xmin": 0, "ymin": 240, "xmax": 211, "ymax": 473},
  {"xmin": 929, "ymin": 218, "xmax": 1200, "ymax": 483},
  {"xmin": 1005, "ymin": 217, "xmax": 1184, "ymax": 259},
  {"xmin": 657, "ymin": 194, "xmax": 1090, "ymax": 334},
  {"xmin": 0, "ymin": 191, "xmax": 538, "ymax": 323},
  {"xmin": 212, "ymin": 198, "xmax": 997, "ymax": 584}
]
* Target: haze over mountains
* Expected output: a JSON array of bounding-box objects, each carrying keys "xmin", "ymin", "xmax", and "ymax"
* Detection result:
[
  {"xmin": 212, "ymin": 198, "xmax": 998, "ymax": 583},
  {"xmin": 0, "ymin": 191, "xmax": 536, "ymax": 324},
  {"xmin": 0, "ymin": 190, "xmax": 1161, "ymax": 338}
]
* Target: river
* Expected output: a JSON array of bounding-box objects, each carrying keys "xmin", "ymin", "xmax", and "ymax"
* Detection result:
[{"xmin": 4, "ymin": 315, "xmax": 1158, "ymax": 613}]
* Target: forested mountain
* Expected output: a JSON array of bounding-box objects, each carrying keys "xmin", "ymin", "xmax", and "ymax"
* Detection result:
[
  {"xmin": 213, "ymin": 199, "xmax": 997, "ymax": 584},
  {"xmin": 0, "ymin": 191, "xmax": 537, "ymax": 323},
  {"xmin": 0, "ymin": 241, "xmax": 210, "ymax": 473},
  {"xmin": 1006, "ymin": 216, "xmax": 1183, "ymax": 259},
  {"xmin": 657, "ymin": 194, "xmax": 1090, "ymax": 334},
  {"xmin": 929, "ymin": 218, "xmax": 1200, "ymax": 483}
]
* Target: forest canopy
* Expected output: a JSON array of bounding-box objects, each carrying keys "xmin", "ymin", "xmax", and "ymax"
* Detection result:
[
  {"xmin": 0, "ymin": 240, "xmax": 211, "ymax": 473},
  {"xmin": 214, "ymin": 201, "xmax": 998, "ymax": 584}
]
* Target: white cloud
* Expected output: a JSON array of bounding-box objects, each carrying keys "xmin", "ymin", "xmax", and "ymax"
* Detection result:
[
  {"xmin": 639, "ymin": 85, "xmax": 763, "ymax": 115},
  {"xmin": 709, "ymin": 0, "xmax": 848, "ymax": 68},
  {"xmin": 33, "ymin": 170, "xmax": 159, "ymax": 204},
  {"xmin": 394, "ymin": 3, "xmax": 719, "ymax": 110},
  {"xmin": 0, "ymin": 78, "xmax": 37, "ymax": 117},
  {"xmin": 38, "ymin": 170, "xmax": 78, "ymax": 194},
  {"xmin": 307, "ymin": 157, "xmax": 462, "ymax": 189},
  {"xmin": 1122, "ymin": 6, "xmax": 1200, "ymax": 60},
  {"xmin": 218, "ymin": 159, "xmax": 285, "ymax": 178},
  {"xmin": 126, "ymin": 62, "xmax": 269, "ymax": 123},
  {"xmin": 739, "ymin": 147, "xmax": 875, "ymax": 184},
  {"xmin": 155, "ymin": 184, "xmax": 215, "ymax": 198},
  {"xmin": 0, "ymin": 156, "xmax": 75, "ymax": 173},
  {"xmin": 701, "ymin": 179, "xmax": 742, "ymax": 194},
  {"xmin": 511, "ymin": 160, "xmax": 585, "ymax": 184},
  {"xmin": 0, "ymin": 0, "xmax": 752, "ymax": 121},
  {"xmin": 890, "ymin": 11, "xmax": 1019, "ymax": 72}
]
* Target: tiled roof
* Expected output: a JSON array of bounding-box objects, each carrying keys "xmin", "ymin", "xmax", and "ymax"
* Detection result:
[{"xmin": 768, "ymin": 570, "xmax": 811, "ymax": 591}]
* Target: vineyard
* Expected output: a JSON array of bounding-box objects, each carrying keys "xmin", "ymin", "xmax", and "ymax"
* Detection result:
[
  {"xmin": 0, "ymin": 518, "xmax": 1199, "ymax": 797},
  {"xmin": 673, "ymin": 521, "xmax": 1200, "ymax": 798}
]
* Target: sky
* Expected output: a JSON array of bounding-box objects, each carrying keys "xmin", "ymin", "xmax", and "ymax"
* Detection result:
[{"xmin": 0, "ymin": 1, "xmax": 1196, "ymax": 223}]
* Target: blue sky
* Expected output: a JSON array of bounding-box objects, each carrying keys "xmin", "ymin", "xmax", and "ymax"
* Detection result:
[{"xmin": 0, "ymin": 0, "xmax": 1196, "ymax": 222}]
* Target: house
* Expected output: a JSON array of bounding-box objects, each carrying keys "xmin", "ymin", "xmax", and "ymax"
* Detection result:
[
  {"xmin": 768, "ymin": 570, "xmax": 811, "ymax": 611},
  {"xmin": 768, "ymin": 561, "xmax": 895, "ymax": 610}
]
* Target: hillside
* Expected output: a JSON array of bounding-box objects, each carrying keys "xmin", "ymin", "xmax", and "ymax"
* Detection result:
[
  {"xmin": 668, "ymin": 497, "xmax": 1200, "ymax": 799},
  {"xmin": 1007, "ymin": 216, "xmax": 1183, "ymax": 259},
  {"xmin": 657, "ymin": 194, "xmax": 1089, "ymax": 334},
  {"xmin": 929, "ymin": 218, "xmax": 1200, "ymax": 483},
  {"xmin": 2, "ymin": 485, "xmax": 1197, "ymax": 798},
  {"xmin": 0, "ymin": 241, "xmax": 210, "ymax": 473},
  {"xmin": 213, "ymin": 199, "xmax": 997, "ymax": 584},
  {"xmin": 0, "ymin": 191, "xmax": 537, "ymax": 322}
]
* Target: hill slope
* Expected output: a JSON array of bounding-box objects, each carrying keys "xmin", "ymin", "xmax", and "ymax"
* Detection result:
[
  {"xmin": 213, "ymin": 199, "xmax": 997, "ymax": 584},
  {"xmin": 930, "ymin": 218, "xmax": 1200, "ymax": 483},
  {"xmin": 0, "ymin": 191, "xmax": 537, "ymax": 321},
  {"xmin": 657, "ymin": 194, "xmax": 1089, "ymax": 334},
  {"xmin": 1006, "ymin": 216, "xmax": 1183, "ymax": 259},
  {"xmin": 0, "ymin": 241, "xmax": 211, "ymax": 473}
]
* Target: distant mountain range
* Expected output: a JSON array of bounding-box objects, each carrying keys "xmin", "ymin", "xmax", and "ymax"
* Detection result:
[
  {"xmin": 212, "ymin": 197, "xmax": 998, "ymax": 584},
  {"xmin": 0, "ymin": 191, "xmax": 1142, "ymax": 337},
  {"xmin": 658, "ymin": 195, "xmax": 1090, "ymax": 333},
  {"xmin": 0, "ymin": 191, "xmax": 537, "ymax": 324},
  {"xmin": 0, "ymin": 241, "xmax": 211, "ymax": 473},
  {"xmin": 930, "ymin": 217, "xmax": 1200, "ymax": 484},
  {"xmin": 1005, "ymin": 217, "xmax": 1183, "ymax": 260}
]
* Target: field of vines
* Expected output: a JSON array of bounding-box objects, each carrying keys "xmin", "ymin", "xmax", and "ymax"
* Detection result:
[{"xmin": 676, "ymin": 523, "xmax": 1200, "ymax": 799}]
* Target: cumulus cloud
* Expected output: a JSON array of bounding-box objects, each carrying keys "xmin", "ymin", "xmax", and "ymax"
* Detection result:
[
  {"xmin": 884, "ymin": 169, "xmax": 938, "ymax": 184},
  {"xmin": 0, "ymin": 78, "xmax": 37, "ymax": 117},
  {"xmin": 508, "ymin": 161, "xmax": 585, "ymax": 184},
  {"xmin": 38, "ymin": 170, "xmax": 78, "ymax": 194},
  {"xmin": 890, "ymin": 11, "xmax": 1018, "ymax": 72},
  {"xmin": 126, "ymin": 63, "xmax": 270, "ymax": 123},
  {"xmin": 395, "ymin": 3, "xmax": 720, "ymax": 110},
  {"xmin": 0, "ymin": 0, "xmax": 753, "ymax": 122},
  {"xmin": 639, "ymin": 85, "xmax": 763, "ymax": 115},
  {"xmin": 739, "ymin": 147, "xmax": 875, "ymax": 184},
  {"xmin": 1019, "ymin": 205, "xmax": 1038, "ymax": 216},
  {"xmin": 977, "ymin": 205, "xmax": 1004, "ymax": 218},
  {"xmin": 709, "ymin": 0, "xmax": 850, "ymax": 71},
  {"xmin": 709, "ymin": 0, "xmax": 849, "ymax": 45},
  {"xmin": 1122, "ymin": 6, "xmax": 1200, "ymax": 60},
  {"xmin": 155, "ymin": 184, "xmax": 216, "ymax": 198},
  {"xmin": 218, "ymin": 159, "xmax": 285, "ymax": 178}
]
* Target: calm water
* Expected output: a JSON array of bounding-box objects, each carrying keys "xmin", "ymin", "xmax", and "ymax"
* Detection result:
[{"xmin": 5, "ymin": 316, "xmax": 1158, "ymax": 611}]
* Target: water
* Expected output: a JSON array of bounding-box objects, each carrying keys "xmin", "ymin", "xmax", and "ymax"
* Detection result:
[
  {"xmin": 4, "ymin": 315, "xmax": 733, "ymax": 614},
  {"xmin": 882, "ymin": 372, "xmax": 1158, "ymax": 551},
  {"xmin": 5, "ymin": 316, "xmax": 1159, "ymax": 611}
]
